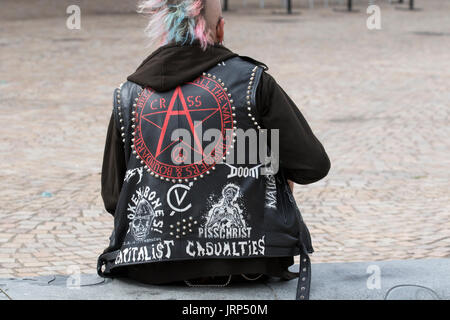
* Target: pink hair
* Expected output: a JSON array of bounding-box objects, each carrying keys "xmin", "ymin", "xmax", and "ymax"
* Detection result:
[{"xmin": 138, "ymin": 0, "xmax": 213, "ymax": 50}]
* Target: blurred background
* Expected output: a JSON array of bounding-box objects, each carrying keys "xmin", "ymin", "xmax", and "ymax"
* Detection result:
[{"xmin": 0, "ymin": 0, "xmax": 449, "ymax": 278}]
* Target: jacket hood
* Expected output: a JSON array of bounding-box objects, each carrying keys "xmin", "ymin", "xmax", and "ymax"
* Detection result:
[{"xmin": 127, "ymin": 42, "xmax": 238, "ymax": 92}]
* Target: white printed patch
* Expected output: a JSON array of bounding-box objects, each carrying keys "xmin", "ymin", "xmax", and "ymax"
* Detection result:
[
  {"xmin": 126, "ymin": 186, "xmax": 164, "ymax": 243},
  {"xmin": 224, "ymin": 163, "xmax": 262, "ymax": 179},
  {"xmin": 199, "ymin": 184, "xmax": 251, "ymax": 239},
  {"xmin": 167, "ymin": 182, "xmax": 193, "ymax": 216},
  {"xmin": 115, "ymin": 241, "xmax": 175, "ymax": 265},
  {"xmin": 186, "ymin": 236, "xmax": 265, "ymax": 258},
  {"xmin": 265, "ymin": 175, "xmax": 277, "ymax": 209},
  {"xmin": 124, "ymin": 167, "xmax": 144, "ymax": 184}
]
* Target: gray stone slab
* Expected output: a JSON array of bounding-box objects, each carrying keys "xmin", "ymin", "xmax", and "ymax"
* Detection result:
[{"xmin": 0, "ymin": 259, "xmax": 448, "ymax": 300}]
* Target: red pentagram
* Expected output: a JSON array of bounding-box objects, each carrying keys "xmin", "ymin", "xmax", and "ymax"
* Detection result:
[{"xmin": 133, "ymin": 75, "xmax": 234, "ymax": 180}]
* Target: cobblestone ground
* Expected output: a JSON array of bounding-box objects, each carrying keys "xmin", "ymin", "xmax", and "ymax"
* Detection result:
[{"xmin": 0, "ymin": 1, "xmax": 449, "ymax": 278}]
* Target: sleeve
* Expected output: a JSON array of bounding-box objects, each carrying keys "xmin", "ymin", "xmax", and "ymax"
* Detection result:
[
  {"xmin": 255, "ymin": 72, "xmax": 331, "ymax": 185},
  {"xmin": 101, "ymin": 112, "xmax": 127, "ymax": 216}
]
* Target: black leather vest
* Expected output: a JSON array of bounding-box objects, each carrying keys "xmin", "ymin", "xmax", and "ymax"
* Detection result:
[{"xmin": 98, "ymin": 57, "xmax": 313, "ymax": 284}]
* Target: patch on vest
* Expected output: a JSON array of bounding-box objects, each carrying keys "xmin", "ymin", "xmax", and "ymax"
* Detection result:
[
  {"xmin": 200, "ymin": 184, "xmax": 250, "ymax": 239},
  {"xmin": 133, "ymin": 75, "xmax": 234, "ymax": 180},
  {"xmin": 125, "ymin": 186, "xmax": 165, "ymax": 244}
]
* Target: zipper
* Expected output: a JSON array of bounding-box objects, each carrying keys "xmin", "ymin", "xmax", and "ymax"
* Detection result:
[{"xmin": 276, "ymin": 175, "xmax": 289, "ymax": 224}]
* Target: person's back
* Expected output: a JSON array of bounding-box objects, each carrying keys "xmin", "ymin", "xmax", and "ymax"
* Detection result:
[{"xmin": 98, "ymin": 0, "xmax": 330, "ymax": 300}]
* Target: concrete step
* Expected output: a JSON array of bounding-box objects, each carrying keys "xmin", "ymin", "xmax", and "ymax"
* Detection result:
[{"xmin": 1, "ymin": 258, "xmax": 448, "ymax": 300}]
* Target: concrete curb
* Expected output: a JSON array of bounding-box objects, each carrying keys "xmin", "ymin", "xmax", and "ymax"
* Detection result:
[{"xmin": 1, "ymin": 259, "xmax": 448, "ymax": 300}]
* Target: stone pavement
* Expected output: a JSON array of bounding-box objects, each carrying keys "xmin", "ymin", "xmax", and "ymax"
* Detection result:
[
  {"xmin": 0, "ymin": 0, "xmax": 449, "ymax": 278},
  {"xmin": 1, "ymin": 259, "xmax": 449, "ymax": 300}
]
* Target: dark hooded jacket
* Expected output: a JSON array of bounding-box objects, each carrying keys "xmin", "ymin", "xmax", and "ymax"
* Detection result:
[{"xmin": 101, "ymin": 42, "xmax": 330, "ymax": 284}]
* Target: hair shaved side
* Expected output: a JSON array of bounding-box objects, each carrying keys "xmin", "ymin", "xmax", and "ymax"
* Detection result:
[{"xmin": 138, "ymin": 0, "xmax": 214, "ymax": 50}]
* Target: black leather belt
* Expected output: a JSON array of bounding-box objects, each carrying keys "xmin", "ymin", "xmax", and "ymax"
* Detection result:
[
  {"xmin": 296, "ymin": 249, "xmax": 311, "ymax": 300},
  {"xmin": 98, "ymin": 249, "xmax": 312, "ymax": 300}
]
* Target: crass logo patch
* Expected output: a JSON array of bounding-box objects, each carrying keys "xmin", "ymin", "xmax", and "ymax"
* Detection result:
[{"xmin": 134, "ymin": 76, "xmax": 234, "ymax": 180}]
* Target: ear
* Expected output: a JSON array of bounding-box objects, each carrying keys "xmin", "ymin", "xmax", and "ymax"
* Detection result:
[{"xmin": 216, "ymin": 18, "xmax": 225, "ymax": 44}]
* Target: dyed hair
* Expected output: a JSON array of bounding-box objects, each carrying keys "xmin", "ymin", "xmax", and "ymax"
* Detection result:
[{"xmin": 138, "ymin": 0, "xmax": 213, "ymax": 49}]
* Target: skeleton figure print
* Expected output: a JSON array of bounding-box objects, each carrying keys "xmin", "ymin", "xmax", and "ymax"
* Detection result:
[
  {"xmin": 197, "ymin": 184, "xmax": 253, "ymax": 240},
  {"xmin": 129, "ymin": 198, "xmax": 155, "ymax": 242},
  {"xmin": 205, "ymin": 184, "xmax": 246, "ymax": 230}
]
